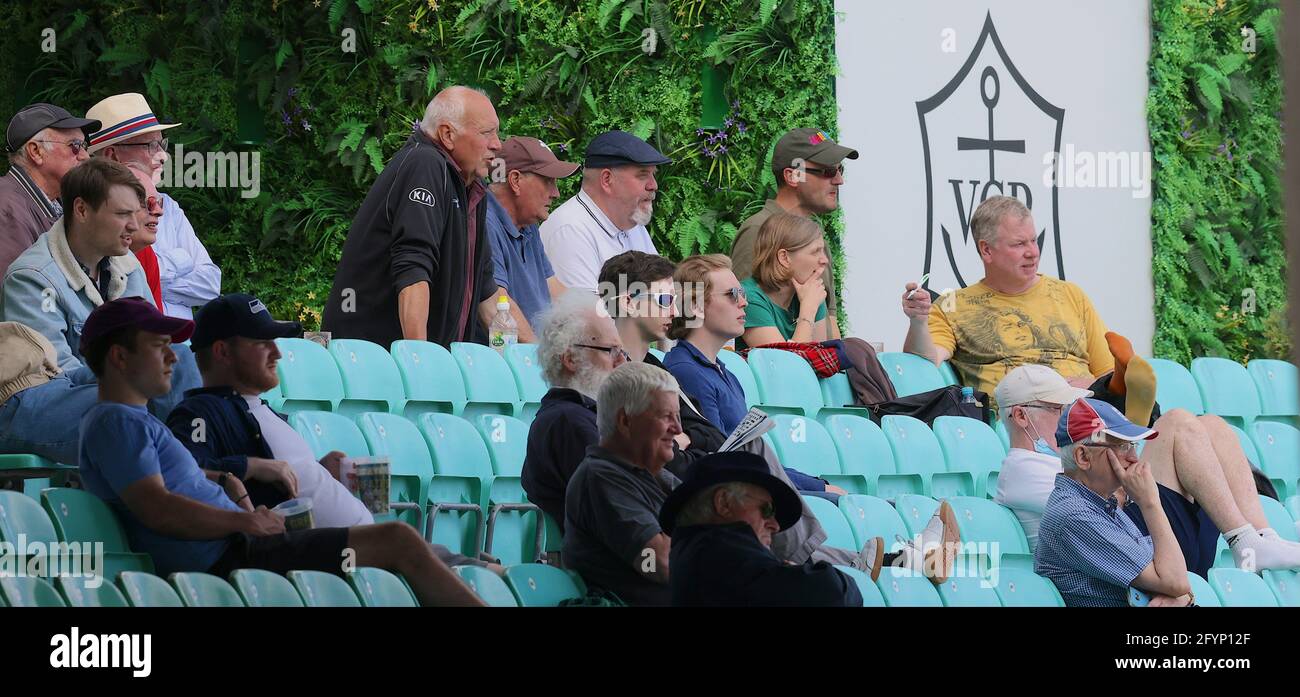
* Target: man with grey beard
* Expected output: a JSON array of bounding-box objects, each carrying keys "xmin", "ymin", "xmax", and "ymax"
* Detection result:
[{"xmin": 522, "ymin": 292, "xmax": 629, "ymax": 531}]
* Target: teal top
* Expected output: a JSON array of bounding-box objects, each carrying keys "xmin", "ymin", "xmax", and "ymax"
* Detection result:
[{"xmin": 738, "ymin": 276, "xmax": 827, "ymax": 350}]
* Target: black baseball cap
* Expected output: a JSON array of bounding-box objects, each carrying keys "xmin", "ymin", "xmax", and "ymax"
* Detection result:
[
  {"xmin": 584, "ymin": 130, "xmax": 672, "ymax": 169},
  {"xmin": 191, "ymin": 293, "xmax": 302, "ymax": 350},
  {"xmin": 5, "ymin": 103, "xmax": 100, "ymax": 153},
  {"xmin": 79, "ymin": 297, "xmax": 194, "ymax": 355}
]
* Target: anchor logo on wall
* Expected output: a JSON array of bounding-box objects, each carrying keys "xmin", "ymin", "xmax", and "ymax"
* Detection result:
[{"xmin": 916, "ymin": 12, "xmax": 1065, "ymax": 291}]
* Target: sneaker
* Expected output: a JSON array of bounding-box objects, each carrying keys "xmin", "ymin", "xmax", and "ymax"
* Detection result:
[
  {"xmin": 1230, "ymin": 530, "xmax": 1300, "ymax": 571},
  {"xmin": 920, "ymin": 501, "xmax": 961, "ymax": 584},
  {"xmin": 859, "ymin": 536, "xmax": 885, "ymax": 582}
]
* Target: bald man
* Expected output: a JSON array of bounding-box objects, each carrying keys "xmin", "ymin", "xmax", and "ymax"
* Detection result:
[{"xmin": 323, "ymin": 86, "xmax": 503, "ymax": 347}]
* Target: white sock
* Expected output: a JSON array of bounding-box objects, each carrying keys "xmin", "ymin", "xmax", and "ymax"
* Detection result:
[
  {"xmin": 1225, "ymin": 524, "xmax": 1256, "ymax": 547},
  {"xmin": 1259, "ymin": 527, "xmax": 1280, "ymax": 540}
]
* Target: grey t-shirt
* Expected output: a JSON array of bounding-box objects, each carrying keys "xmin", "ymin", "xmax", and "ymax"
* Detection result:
[{"xmin": 562, "ymin": 445, "xmax": 680, "ymax": 606}]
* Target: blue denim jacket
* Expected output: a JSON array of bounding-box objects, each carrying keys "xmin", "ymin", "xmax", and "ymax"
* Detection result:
[{"xmin": 0, "ymin": 219, "xmax": 152, "ymax": 372}]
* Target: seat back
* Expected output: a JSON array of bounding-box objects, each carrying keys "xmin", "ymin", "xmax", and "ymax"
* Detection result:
[
  {"xmin": 348, "ymin": 568, "xmax": 418, "ymax": 607},
  {"xmin": 876, "ymin": 352, "xmax": 947, "ymax": 396},
  {"xmin": 504, "ymin": 563, "xmax": 584, "ymax": 607},
  {"xmin": 716, "ymin": 349, "xmax": 760, "ymax": 407},
  {"xmin": 1191, "ymin": 357, "xmax": 1261, "ymax": 424},
  {"xmin": 390, "ymin": 340, "xmax": 467, "ymax": 416},
  {"xmin": 454, "ymin": 565, "xmax": 520, "ymax": 607},
  {"xmin": 1228, "ymin": 424, "xmax": 1262, "ymax": 468},
  {"xmin": 229, "ymin": 569, "xmax": 306, "ymax": 607},
  {"xmin": 290, "ymin": 410, "xmax": 371, "ymax": 460},
  {"xmin": 882, "ymin": 415, "xmax": 949, "ymax": 492},
  {"xmin": 355, "ymin": 412, "xmax": 434, "ymax": 529},
  {"xmin": 450, "ymin": 342, "xmax": 521, "ymax": 418},
  {"xmin": 833, "ymin": 565, "xmax": 885, "ymax": 606},
  {"xmin": 473, "ymin": 414, "xmax": 530, "ymax": 480},
  {"xmin": 1209, "ymin": 568, "xmax": 1279, "ymax": 607},
  {"xmin": 768, "ymin": 415, "xmax": 841, "ymax": 478},
  {"xmin": 875, "ymin": 569, "xmax": 943, "ymax": 606},
  {"xmin": 0, "ymin": 489, "xmax": 58, "ymax": 545},
  {"xmin": 938, "ymin": 361, "xmax": 960, "ymax": 387},
  {"xmin": 1247, "ymin": 359, "xmax": 1299, "ymax": 417},
  {"xmin": 419, "ymin": 412, "xmax": 491, "ymax": 555},
  {"xmin": 42, "ymin": 488, "xmax": 154, "ymax": 578},
  {"xmin": 819, "ymin": 372, "xmax": 856, "ymax": 409},
  {"xmin": 894, "ymin": 494, "xmax": 940, "ymax": 538},
  {"xmin": 1262, "ymin": 569, "xmax": 1300, "ymax": 607},
  {"xmin": 932, "ymin": 416, "xmax": 1004, "ymax": 496},
  {"xmin": 170, "ymin": 572, "xmax": 245, "ymax": 607},
  {"xmin": 990, "ymin": 568, "xmax": 1065, "ymax": 607},
  {"xmin": 802, "ymin": 495, "xmax": 857, "ymax": 550},
  {"xmin": 1186, "ymin": 572, "xmax": 1221, "ymax": 607},
  {"xmin": 1148, "ymin": 358, "xmax": 1205, "ymax": 415},
  {"xmin": 504, "ymin": 343, "xmax": 550, "ymax": 405},
  {"xmin": 0, "ymin": 576, "xmax": 67, "ymax": 606},
  {"xmin": 274, "ymin": 338, "xmax": 344, "ymax": 414},
  {"xmin": 56, "ymin": 575, "xmax": 129, "ymax": 607},
  {"xmin": 823, "ymin": 414, "xmax": 909, "ymax": 498},
  {"xmin": 1251, "ymin": 421, "xmax": 1300, "ymax": 498},
  {"xmin": 946, "ymin": 496, "xmax": 1031, "ymax": 568},
  {"xmin": 118, "ymin": 571, "xmax": 184, "ymax": 607},
  {"xmin": 288, "ymin": 570, "xmax": 362, "ymax": 607},
  {"xmin": 746, "ymin": 348, "xmax": 824, "ymax": 416},
  {"xmin": 328, "ymin": 338, "xmax": 407, "ymax": 416},
  {"xmin": 838, "ymin": 494, "xmax": 909, "ymax": 550},
  {"xmin": 935, "ymin": 575, "xmax": 1002, "ymax": 607},
  {"xmin": 1259, "ymin": 494, "xmax": 1298, "ymax": 542}
]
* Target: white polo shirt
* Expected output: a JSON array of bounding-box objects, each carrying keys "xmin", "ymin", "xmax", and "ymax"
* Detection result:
[
  {"xmin": 994, "ymin": 447, "xmax": 1063, "ymax": 552},
  {"xmin": 539, "ymin": 189, "xmax": 657, "ymax": 291}
]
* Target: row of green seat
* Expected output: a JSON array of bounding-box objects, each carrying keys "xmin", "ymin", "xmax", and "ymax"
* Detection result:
[{"xmin": 0, "ymin": 563, "xmax": 586, "ymax": 608}]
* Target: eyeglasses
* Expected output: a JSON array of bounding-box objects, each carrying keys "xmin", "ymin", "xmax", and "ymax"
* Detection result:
[
  {"xmin": 33, "ymin": 139, "xmax": 87, "ymax": 155},
  {"xmin": 803, "ymin": 164, "xmax": 844, "ymax": 179},
  {"xmin": 739, "ymin": 492, "xmax": 775, "ymax": 520},
  {"xmin": 631, "ymin": 291, "xmax": 676, "ymax": 309},
  {"xmin": 1085, "ymin": 440, "xmax": 1138, "ymax": 458},
  {"xmin": 116, "ymin": 138, "xmax": 168, "ymax": 155},
  {"xmin": 575, "ymin": 343, "xmax": 630, "ymax": 362},
  {"xmin": 715, "ymin": 287, "xmax": 747, "ymax": 303},
  {"xmin": 1020, "ymin": 402, "xmax": 1063, "ymax": 413}
]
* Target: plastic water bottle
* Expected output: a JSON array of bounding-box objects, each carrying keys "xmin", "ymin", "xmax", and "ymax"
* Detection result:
[
  {"xmin": 960, "ymin": 386, "xmax": 978, "ymax": 404},
  {"xmin": 489, "ymin": 296, "xmax": 518, "ymax": 353}
]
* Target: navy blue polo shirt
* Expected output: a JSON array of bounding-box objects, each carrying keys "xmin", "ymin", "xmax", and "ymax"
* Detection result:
[
  {"xmin": 484, "ymin": 190, "xmax": 555, "ymax": 328},
  {"xmin": 663, "ymin": 340, "xmax": 748, "ymax": 434}
]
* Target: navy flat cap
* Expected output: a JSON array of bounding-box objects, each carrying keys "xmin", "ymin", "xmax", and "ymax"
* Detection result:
[{"xmin": 583, "ymin": 130, "xmax": 672, "ymax": 168}]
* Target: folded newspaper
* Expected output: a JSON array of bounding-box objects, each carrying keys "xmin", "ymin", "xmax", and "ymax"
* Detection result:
[{"xmin": 717, "ymin": 408, "xmax": 775, "ymax": 452}]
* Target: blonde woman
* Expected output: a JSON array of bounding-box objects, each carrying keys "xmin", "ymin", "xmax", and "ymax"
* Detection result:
[{"xmin": 739, "ymin": 212, "xmax": 831, "ymax": 349}]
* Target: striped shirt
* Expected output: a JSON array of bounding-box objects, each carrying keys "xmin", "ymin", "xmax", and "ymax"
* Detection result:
[{"xmin": 1035, "ymin": 474, "xmax": 1153, "ymax": 607}]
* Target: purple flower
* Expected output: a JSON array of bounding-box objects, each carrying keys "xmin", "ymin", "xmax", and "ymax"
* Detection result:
[
  {"xmin": 696, "ymin": 128, "xmax": 705, "ymax": 136},
  {"xmin": 288, "ymin": 87, "xmax": 298, "ymax": 97},
  {"xmin": 1226, "ymin": 152, "xmax": 1233, "ymax": 161},
  {"xmin": 1217, "ymin": 143, "xmax": 1227, "ymax": 153},
  {"xmin": 1181, "ymin": 130, "xmax": 1192, "ymax": 138},
  {"xmin": 301, "ymin": 119, "xmax": 310, "ymax": 129},
  {"xmin": 719, "ymin": 132, "xmax": 727, "ymax": 140},
  {"xmin": 723, "ymin": 117, "xmax": 734, "ymax": 127},
  {"xmin": 281, "ymin": 112, "xmax": 292, "ymax": 125},
  {"xmin": 558, "ymin": 143, "xmax": 568, "ymax": 152},
  {"xmin": 718, "ymin": 145, "xmax": 727, "ymax": 154},
  {"xmin": 731, "ymin": 99, "xmax": 740, "ymax": 109},
  {"xmin": 737, "ymin": 122, "xmax": 747, "ymax": 134}
]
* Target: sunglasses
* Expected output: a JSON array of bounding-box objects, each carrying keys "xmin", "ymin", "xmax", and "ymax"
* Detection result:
[
  {"xmin": 802, "ymin": 164, "xmax": 844, "ymax": 179},
  {"xmin": 716, "ymin": 287, "xmax": 747, "ymax": 303},
  {"xmin": 116, "ymin": 138, "xmax": 169, "ymax": 155},
  {"xmin": 739, "ymin": 492, "xmax": 775, "ymax": 520},
  {"xmin": 34, "ymin": 139, "xmax": 87, "ymax": 155},
  {"xmin": 145, "ymin": 195, "xmax": 163, "ymax": 214},
  {"xmin": 631, "ymin": 291, "xmax": 676, "ymax": 309},
  {"xmin": 575, "ymin": 343, "xmax": 630, "ymax": 362}
]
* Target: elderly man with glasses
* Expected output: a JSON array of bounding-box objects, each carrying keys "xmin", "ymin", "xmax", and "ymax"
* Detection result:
[
  {"xmin": 998, "ymin": 366, "xmax": 1300, "ymax": 579},
  {"xmin": 0, "ymin": 103, "xmax": 100, "ymax": 278},
  {"xmin": 88, "ymin": 93, "xmax": 221, "ymax": 320}
]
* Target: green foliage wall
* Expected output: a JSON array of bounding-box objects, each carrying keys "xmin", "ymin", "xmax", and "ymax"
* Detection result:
[
  {"xmin": 1148, "ymin": 0, "xmax": 1286, "ymax": 363},
  {"xmin": 0, "ymin": 0, "xmax": 843, "ymax": 329}
]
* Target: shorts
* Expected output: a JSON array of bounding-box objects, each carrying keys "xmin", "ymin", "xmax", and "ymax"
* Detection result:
[
  {"xmin": 207, "ymin": 527, "xmax": 351, "ymax": 578},
  {"xmin": 1125, "ymin": 484, "xmax": 1219, "ymax": 577}
]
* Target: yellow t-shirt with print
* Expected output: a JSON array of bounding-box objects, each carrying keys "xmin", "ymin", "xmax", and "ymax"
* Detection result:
[{"xmin": 928, "ymin": 275, "xmax": 1114, "ymax": 409}]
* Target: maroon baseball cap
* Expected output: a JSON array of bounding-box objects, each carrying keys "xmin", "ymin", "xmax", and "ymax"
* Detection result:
[
  {"xmin": 499, "ymin": 137, "xmax": 579, "ymax": 179},
  {"xmin": 79, "ymin": 297, "xmax": 194, "ymax": 354}
]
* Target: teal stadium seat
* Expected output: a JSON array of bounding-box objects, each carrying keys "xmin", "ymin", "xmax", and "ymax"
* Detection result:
[
  {"xmin": 170, "ymin": 572, "xmax": 245, "ymax": 607},
  {"xmin": 876, "ymin": 352, "xmax": 946, "ymax": 397},
  {"xmin": 390, "ymin": 340, "xmax": 468, "ymax": 416},
  {"xmin": 348, "ymin": 567, "xmax": 418, "ymax": 607},
  {"xmin": 1262, "ymin": 569, "xmax": 1300, "ymax": 607},
  {"xmin": 935, "ymin": 575, "xmax": 1002, "ymax": 607},
  {"xmin": 1286, "ymin": 496, "xmax": 1300, "ymax": 526},
  {"xmin": 894, "ymin": 494, "xmax": 940, "ymax": 538},
  {"xmin": 419, "ymin": 413, "xmax": 491, "ymax": 557},
  {"xmin": 990, "ymin": 568, "xmax": 1065, "ymax": 607},
  {"xmin": 746, "ymin": 348, "xmax": 824, "ymax": 417},
  {"xmin": 1228, "ymin": 424, "xmax": 1262, "ymax": 469},
  {"xmin": 450, "ymin": 342, "xmax": 522, "ymax": 419},
  {"xmin": 945, "ymin": 495, "xmax": 1032, "ymax": 570},
  {"xmin": 56, "ymin": 575, "xmax": 129, "ymax": 607},
  {"xmin": 882, "ymin": 415, "xmax": 974, "ymax": 498},
  {"xmin": 504, "ymin": 563, "xmax": 584, "ymax": 607},
  {"xmin": 993, "ymin": 419, "xmax": 1011, "ymax": 453},
  {"xmin": 802, "ymin": 494, "xmax": 858, "ymax": 550},
  {"xmin": 1209, "ymin": 568, "xmax": 1279, "ymax": 607},
  {"xmin": 875, "ymin": 568, "xmax": 943, "ymax": 607},
  {"xmin": 1246, "ymin": 359, "xmax": 1299, "ymax": 423},
  {"xmin": 0, "ymin": 576, "xmax": 67, "ymax": 606},
  {"xmin": 327, "ymin": 339, "xmax": 407, "ymax": 416},
  {"xmin": 838, "ymin": 495, "xmax": 909, "ymax": 551},
  {"xmin": 504, "ymin": 343, "xmax": 549, "ymax": 419},
  {"xmin": 647, "ymin": 348, "xmax": 665, "ymax": 361},
  {"xmin": 1147, "ymin": 358, "xmax": 1205, "ymax": 415},
  {"xmin": 273, "ymin": 338, "xmax": 344, "ymax": 414},
  {"xmin": 716, "ymin": 348, "xmax": 760, "ymax": 408},
  {"xmin": 260, "ymin": 382, "xmax": 283, "ymax": 412},
  {"xmin": 819, "ymin": 372, "xmax": 855, "ymax": 409},
  {"xmin": 355, "ymin": 412, "xmax": 433, "ymax": 532},
  {"xmin": 117, "ymin": 571, "xmax": 185, "ymax": 607},
  {"xmin": 1250, "ymin": 421, "xmax": 1300, "ymax": 500},
  {"xmin": 1186, "ymin": 572, "xmax": 1221, "ymax": 607},
  {"xmin": 288, "ymin": 570, "xmax": 362, "ymax": 607},
  {"xmin": 1190, "ymin": 357, "xmax": 1260, "ymax": 428},
  {"xmin": 0, "ymin": 489, "xmax": 59, "ymax": 548},
  {"xmin": 42, "ymin": 488, "xmax": 154, "ymax": 579},
  {"xmin": 931, "ymin": 416, "xmax": 1004, "ymax": 498},
  {"xmin": 768, "ymin": 415, "xmax": 863, "ymax": 493},
  {"xmin": 1258, "ymin": 494, "xmax": 1298, "ymax": 542},
  {"xmin": 229, "ymin": 569, "xmax": 306, "ymax": 607},
  {"xmin": 823, "ymin": 414, "xmax": 921, "ymax": 499},
  {"xmin": 454, "ymin": 565, "xmax": 520, "ymax": 607},
  {"xmin": 290, "ymin": 411, "xmax": 371, "ymax": 465},
  {"xmin": 939, "ymin": 361, "xmax": 960, "ymax": 387},
  {"xmin": 833, "ymin": 565, "xmax": 885, "ymax": 606},
  {"xmin": 473, "ymin": 414, "xmax": 544, "ymax": 565}
]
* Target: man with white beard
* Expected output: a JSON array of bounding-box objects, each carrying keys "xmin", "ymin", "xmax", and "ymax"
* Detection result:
[{"xmin": 539, "ymin": 131, "xmax": 670, "ymax": 292}]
